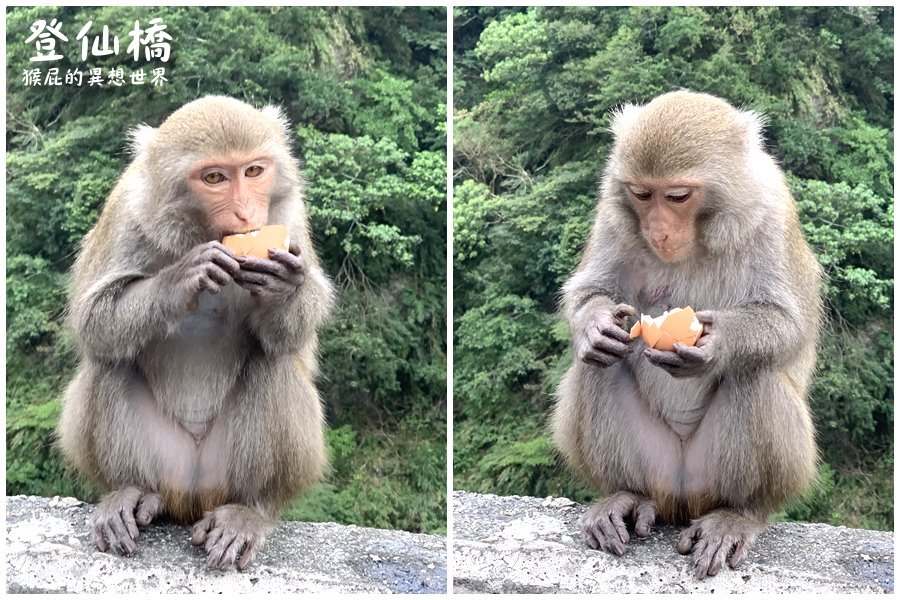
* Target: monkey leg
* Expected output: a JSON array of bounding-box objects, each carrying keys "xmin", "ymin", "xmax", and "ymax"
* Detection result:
[
  {"xmin": 190, "ymin": 504, "xmax": 275, "ymax": 570},
  {"xmin": 675, "ymin": 509, "xmax": 765, "ymax": 580},
  {"xmin": 91, "ymin": 486, "xmax": 166, "ymax": 555},
  {"xmin": 187, "ymin": 354, "xmax": 326, "ymax": 570},
  {"xmin": 581, "ymin": 491, "xmax": 658, "ymax": 556},
  {"xmin": 678, "ymin": 370, "xmax": 816, "ymax": 579},
  {"xmin": 552, "ymin": 362, "xmax": 684, "ymax": 503}
]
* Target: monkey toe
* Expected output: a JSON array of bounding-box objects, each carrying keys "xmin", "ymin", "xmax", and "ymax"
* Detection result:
[
  {"xmin": 238, "ymin": 541, "xmax": 262, "ymax": 571},
  {"xmin": 135, "ymin": 492, "xmax": 164, "ymax": 527}
]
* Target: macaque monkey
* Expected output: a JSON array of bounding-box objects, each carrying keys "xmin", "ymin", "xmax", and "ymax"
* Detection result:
[
  {"xmin": 57, "ymin": 96, "xmax": 334, "ymax": 570},
  {"xmin": 551, "ymin": 91, "xmax": 822, "ymax": 579}
]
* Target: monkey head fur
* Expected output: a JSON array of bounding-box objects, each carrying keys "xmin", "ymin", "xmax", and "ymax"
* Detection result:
[{"xmin": 603, "ymin": 90, "xmax": 790, "ymax": 259}]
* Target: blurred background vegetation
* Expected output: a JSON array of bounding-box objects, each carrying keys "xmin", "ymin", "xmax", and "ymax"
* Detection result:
[
  {"xmin": 453, "ymin": 6, "xmax": 893, "ymax": 531},
  {"xmin": 6, "ymin": 6, "xmax": 446, "ymax": 534}
]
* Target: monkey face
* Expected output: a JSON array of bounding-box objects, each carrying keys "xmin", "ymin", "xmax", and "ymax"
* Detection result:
[
  {"xmin": 187, "ymin": 153, "xmax": 276, "ymax": 235},
  {"xmin": 623, "ymin": 180, "xmax": 703, "ymax": 262}
]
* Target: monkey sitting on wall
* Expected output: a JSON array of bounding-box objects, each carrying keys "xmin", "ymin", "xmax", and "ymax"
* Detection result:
[
  {"xmin": 551, "ymin": 91, "xmax": 823, "ymax": 579},
  {"xmin": 57, "ymin": 96, "xmax": 334, "ymax": 570}
]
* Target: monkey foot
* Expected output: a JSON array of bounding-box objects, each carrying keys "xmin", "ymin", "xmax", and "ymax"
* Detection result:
[
  {"xmin": 676, "ymin": 510, "xmax": 765, "ymax": 579},
  {"xmin": 91, "ymin": 486, "xmax": 165, "ymax": 555},
  {"xmin": 581, "ymin": 491, "xmax": 658, "ymax": 556},
  {"xmin": 191, "ymin": 504, "xmax": 274, "ymax": 570}
]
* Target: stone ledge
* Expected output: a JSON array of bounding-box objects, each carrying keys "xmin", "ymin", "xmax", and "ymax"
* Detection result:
[
  {"xmin": 6, "ymin": 495, "xmax": 446, "ymax": 593},
  {"xmin": 452, "ymin": 491, "xmax": 893, "ymax": 594}
]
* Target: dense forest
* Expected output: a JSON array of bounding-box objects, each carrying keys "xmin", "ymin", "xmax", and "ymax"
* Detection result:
[
  {"xmin": 453, "ymin": 7, "xmax": 893, "ymax": 530},
  {"xmin": 7, "ymin": 6, "xmax": 447, "ymax": 534}
]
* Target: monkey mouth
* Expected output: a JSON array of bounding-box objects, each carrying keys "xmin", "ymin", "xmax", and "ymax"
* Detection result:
[
  {"xmin": 222, "ymin": 228, "xmax": 260, "ymax": 237},
  {"xmin": 652, "ymin": 242, "xmax": 691, "ymax": 260}
]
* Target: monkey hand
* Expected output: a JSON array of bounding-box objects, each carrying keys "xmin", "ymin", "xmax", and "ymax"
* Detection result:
[
  {"xmin": 91, "ymin": 486, "xmax": 165, "ymax": 555},
  {"xmin": 162, "ymin": 241, "xmax": 241, "ymax": 310},
  {"xmin": 577, "ymin": 303, "xmax": 635, "ymax": 368},
  {"xmin": 581, "ymin": 491, "xmax": 658, "ymax": 555},
  {"xmin": 644, "ymin": 310, "xmax": 716, "ymax": 378},
  {"xmin": 191, "ymin": 504, "xmax": 275, "ymax": 570},
  {"xmin": 677, "ymin": 510, "xmax": 765, "ymax": 579},
  {"xmin": 233, "ymin": 240, "xmax": 307, "ymax": 302}
]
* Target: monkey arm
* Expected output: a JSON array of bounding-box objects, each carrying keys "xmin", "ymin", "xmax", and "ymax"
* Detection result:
[
  {"xmin": 703, "ymin": 299, "xmax": 811, "ymax": 373},
  {"xmin": 244, "ymin": 264, "xmax": 334, "ymax": 356},
  {"xmin": 69, "ymin": 242, "xmax": 241, "ymax": 362}
]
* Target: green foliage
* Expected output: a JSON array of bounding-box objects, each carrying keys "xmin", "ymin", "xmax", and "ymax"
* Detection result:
[
  {"xmin": 454, "ymin": 6, "xmax": 893, "ymax": 531},
  {"xmin": 7, "ymin": 6, "xmax": 446, "ymax": 534}
]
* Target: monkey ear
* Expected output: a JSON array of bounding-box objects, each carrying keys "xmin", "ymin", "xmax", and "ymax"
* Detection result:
[
  {"xmin": 128, "ymin": 124, "xmax": 157, "ymax": 157},
  {"xmin": 609, "ymin": 103, "xmax": 643, "ymax": 137},
  {"xmin": 261, "ymin": 105, "xmax": 291, "ymax": 135},
  {"xmin": 734, "ymin": 109, "xmax": 767, "ymax": 152}
]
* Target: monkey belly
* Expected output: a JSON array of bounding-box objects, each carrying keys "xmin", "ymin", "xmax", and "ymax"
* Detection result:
[
  {"xmin": 130, "ymin": 376, "xmax": 232, "ymax": 523},
  {"xmin": 567, "ymin": 363, "xmax": 723, "ymax": 523}
]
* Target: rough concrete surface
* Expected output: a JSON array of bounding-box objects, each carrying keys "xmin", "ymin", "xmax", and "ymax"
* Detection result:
[
  {"xmin": 6, "ymin": 495, "xmax": 446, "ymax": 593},
  {"xmin": 452, "ymin": 491, "xmax": 893, "ymax": 594}
]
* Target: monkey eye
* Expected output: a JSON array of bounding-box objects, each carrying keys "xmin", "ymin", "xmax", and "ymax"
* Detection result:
[
  {"xmin": 245, "ymin": 165, "xmax": 264, "ymax": 178},
  {"xmin": 202, "ymin": 172, "xmax": 227, "ymax": 185},
  {"xmin": 666, "ymin": 192, "xmax": 691, "ymax": 203},
  {"xmin": 628, "ymin": 186, "xmax": 652, "ymax": 201}
]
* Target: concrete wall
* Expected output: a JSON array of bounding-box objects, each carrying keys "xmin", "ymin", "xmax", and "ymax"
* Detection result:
[
  {"xmin": 6, "ymin": 495, "xmax": 446, "ymax": 593},
  {"xmin": 8, "ymin": 492, "xmax": 893, "ymax": 594},
  {"xmin": 452, "ymin": 491, "xmax": 893, "ymax": 594}
]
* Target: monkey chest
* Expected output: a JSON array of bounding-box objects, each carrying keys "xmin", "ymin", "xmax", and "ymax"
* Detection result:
[
  {"xmin": 141, "ymin": 292, "xmax": 248, "ymax": 437},
  {"xmin": 632, "ymin": 365, "xmax": 714, "ymax": 439}
]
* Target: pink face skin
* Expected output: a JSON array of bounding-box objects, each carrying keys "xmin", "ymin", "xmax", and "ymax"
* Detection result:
[
  {"xmin": 623, "ymin": 179, "xmax": 704, "ymax": 262},
  {"xmin": 187, "ymin": 154, "xmax": 276, "ymax": 235}
]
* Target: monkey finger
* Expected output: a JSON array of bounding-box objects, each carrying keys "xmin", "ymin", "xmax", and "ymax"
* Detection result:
[
  {"xmin": 239, "ymin": 255, "xmax": 292, "ymax": 279},
  {"xmin": 599, "ymin": 323, "xmax": 633, "ymax": 344},
  {"xmin": 203, "ymin": 526, "xmax": 226, "ymax": 555},
  {"xmin": 209, "ymin": 251, "xmax": 242, "ymax": 276},
  {"xmin": 100, "ymin": 522, "xmax": 118, "ymax": 553},
  {"xmin": 204, "ymin": 263, "xmax": 235, "ymax": 287},
  {"xmin": 582, "ymin": 349, "xmax": 621, "ymax": 368},
  {"xmin": 108, "ymin": 514, "xmax": 137, "ymax": 554},
  {"xmin": 613, "ymin": 304, "xmax": 636, "ymax": 319},
  {"xmin": 644, "ymin": 349, "xmax": 685, "ymax": 368},
  {"xmin": 694, "ymin": 310, "xmax": 715, "ymax": 324},
  {"xmin": 591, "ymin": 331, "xmax": 630, "ymax": 357},
  {"xmin": 233, "ymin": 269, "xmax": 272, "ymax": 287},
  {"xmin": 673, "ymin": 343, "xmax": 709, "ymax": 364},
  {"xmin": 267, "ymin": 247, "xmax": 306, "ymax": 272},
  {"xmin": 235, "ymin": 282, "xmax": 269, "ymax": 298}
]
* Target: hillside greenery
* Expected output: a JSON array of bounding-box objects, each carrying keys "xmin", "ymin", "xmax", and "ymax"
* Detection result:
[
  {"xmin": 7, "ymin": 6, "xmax": 447, "ymax": 534},
  {"xmin": 453, "ymin": 6, "xmax": 893, "ymax": 531}
]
